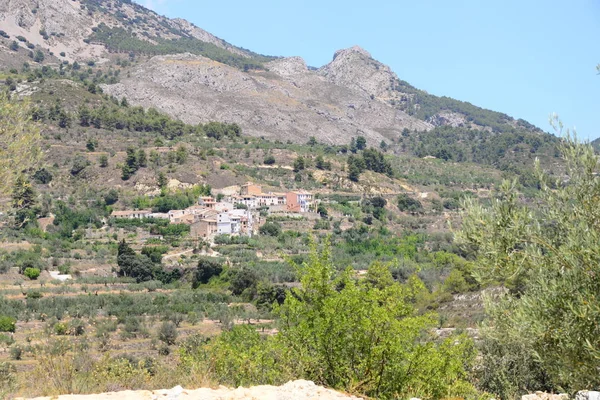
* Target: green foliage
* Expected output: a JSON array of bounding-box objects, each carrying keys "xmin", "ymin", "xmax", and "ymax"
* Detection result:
[
  {"xmin": 229, "ymin": 268, "xmax": 259, "ymax": 297},
  {"xmin": 362, "ymin": 148, "xmax": 393, "ymax": 176},
  {"xmin": 362, "ymin": 196, "xmax": 387, "ymax": 220},
  {"xmin": 88, "ymin": 23, "xmax": 275, "ymax": 71},
  {"xmin": 193, "ymin": 258, "xmax": 223, "ymax": 288},
  {"xmin": 52, "ymin": 201, "xmax": 104, "ymax": 239},
  {"xmin": 122, "ymin": 147, "xmax": 141, "ymax": 180},
  {"xmin": 141, "ymin": 246, "xmax": 168, "ymax": 263},
  {"xmin": 157, "ymin": 321, "xmax": 178, "ymax": 345},
  {"xmin": 259, "ymin": 222, "xmax": 282, "ymax": 237},
  {"xmin": 24, "ymin": 267, "xmax": 41, "ymax": 280},
  {"xmin": 33, "ymin": 50, "xmax": 45, "ymax": 63},
  {"xmin": 393, "ymin": 79, "xmax": 538, "ymax": 133},
  {"xmin": 33, "ymin": 168, "xmax": 53, "ymax": 184},
  {"xmin": 12, "ymin": 175, "xmax": 37, "ymax": 226},
  {"xmin": 0, "ymin": 316, "xmax": 16, "ymax": 333},
  {"xmin": 347, "ymin": 154, "xmax": 364, "ymax": 182},
  {"xmin": 187, "ymin": 240, "xmax": 476, "ymax": 399},
  {"xmin": 70, "ymin": 155, "xmax": 90, "ymax": 176},
  {"xmin": 400, "ymin": 126, "xmax": 558, "ymax": 187},
  {"xmin": 117, "ymin": 240, "xmax": 154, "ymax": 282},
  {"xmin": 0, "ymin": 93, "xmax": 43, "ymax": 195},
  {"xmin": 397, "ymin": 193, "xmax": 423, "ymax": 213},
  {"xmin": 315, "ymin": 155, "xmax": 331, "ymax": 170},
  {"xmin": 457, "ymin": 133, "xmax": 600, "ymax": 394},
  {"xmin": 132, "ymin": 185, "xmax": 210, "ymax": 212},
  {"xmin": 293, "ymin": 156, "xmax": 305, "ymax": 172},
  {"xmin": 263, "ymin": 154, "xmax": 276, "ymax": 165},
  {"xmin": 103, "ymin": 189, "xmax": 119, "ymax": 206}
]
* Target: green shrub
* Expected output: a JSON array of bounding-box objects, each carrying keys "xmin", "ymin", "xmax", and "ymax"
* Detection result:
[
  {"xmin": 24, "ymin": 267, "xmax": 41, "ymax": 280},
  {"xmin": 157, "ymin": 321, "xmax": 177, "ymax": 345},
  {"xmin": 193, "ymin": 258, "xmax": 223, "ymax": 288},
  {"xmin": 9, "ymin": 345, "xmax": 22, "ymax": 360},
  {"xmin": 0, "ymin": 316, "xmax": 16, "ymax": 333},
  {"xmin": 259, "ymin": 222, "xmax": 281, "ymax": 237},
  {"xmin": 184, "ymin": 241, "xmax": 476, "ymax": 398},
  {"xmin": 53, "ymin": 322, "xmax": 68, "ymax": 335},
  {"xmin": 26, "ymin": 291, "xmax": 43, "ymax": 299},
  {"xmin": 0, "ymin": 333, "xmax": 15, "ymax": 346}
]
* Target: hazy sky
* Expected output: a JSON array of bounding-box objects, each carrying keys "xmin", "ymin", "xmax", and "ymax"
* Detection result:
[{"xmin": 140, "ymin": 0, "xmax": 600, "ymax": 140}]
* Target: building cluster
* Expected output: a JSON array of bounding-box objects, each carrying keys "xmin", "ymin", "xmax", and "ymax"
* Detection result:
[{"xmin": 110, "ymin": 182, "xmax": 315, "ymax": 240}]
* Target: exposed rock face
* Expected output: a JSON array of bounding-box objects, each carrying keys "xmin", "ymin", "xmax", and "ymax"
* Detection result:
[
  {"xmin": 266, "ymin": 56, "xmax": 309, "ymax": 77},
  {"xmin": 319, "ymin": 46, "xmax": 399, "ymax": 100},
  {"xmin": 576, "ymin": 391, "xmax": 600, "ymax": 400},
  {"xmin": 102, "ymin": 52, "xmax": 431, "ymax": 145},
  {"xmin": 0, "ymin": 0, "xmax": 255, "ymax": 62},
  {"xmin": 427, "ymin": 111, "xmax": 467, "ymax": 127},
  {"xmin": 0, "ymin": 0, "xmax": 106, "ymax": 62},
  {"xmin": 19, "ymin": 380, "xmax": 363, "ymax": 400}
]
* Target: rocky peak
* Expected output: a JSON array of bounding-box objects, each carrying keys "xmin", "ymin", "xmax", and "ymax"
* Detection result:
[
  {"xmin": 332, "ymin": 45, "xmax": 372, "ymax": 61},
  {"xmin": 319, "ymin": 46, "xmax": 398, "ymax": 100}
]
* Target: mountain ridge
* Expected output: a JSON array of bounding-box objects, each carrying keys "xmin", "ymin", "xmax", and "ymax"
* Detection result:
[{"xmin": 0, "ymin": 0, "xmax": 544, "ymax": 144}]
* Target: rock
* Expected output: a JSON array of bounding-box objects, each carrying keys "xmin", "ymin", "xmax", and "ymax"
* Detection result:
[
  {"xmin": 521, "ymin": 392, "xmax": 569, "ymax": 400},
  {"xmin": 266, "ymin": 56, "xmax": 308, "ymax": 77},
  {"xmin": 427, "ymin": 111, "xmax": 467, "ymax": 128},
  {"xmin": 18, "ymin": 380, "xmax": 363, "ymax": 400},
  {"xmin": 576, "ymin": 391, "xmax": 600, "ymax": 400}
]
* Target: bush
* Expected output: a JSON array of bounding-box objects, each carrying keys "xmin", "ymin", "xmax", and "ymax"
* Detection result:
[
  {"xmin": 26, "ymin": 291, "xmax": 43, "ymax": 299},
  {"xmin": 263, "ymin": 155, "xmax": 275, "ymax": 165},
  {"xmin": 68, "ymin": 319, "xmax": 85, "ymax": 336},
  {"xmin": 103, "ymin": 189, "xmax": 119, "ymax": 205},
  {"xmin": 9, "ymin": 346, "xmax": 22, "ymax": 360},
  {"xmin": 397, "ymin": 193, "xmax": 423, "ymax": 213},
  {"xmin": 24, "ymin": 267, "xmax": 41, "ymax": 280},
  {"xmin": 157, "ymin": 321, "xmax": 177, "ymax": 345},
  {"xmin": 229, "ymin": 268, "xmax": 258, "ymax": 297},
  {"xmin": 193, "ymin": 258, "xmax": 223, "ymax": 288},
  {"xmin": 70, "ymin": 155, "xmax": 89, "ymax": 176},
  {"xmin": 53, "ymin": 322, "xmax": 68, "ymax": 335},
  {"xmin": 0, "ymin": 333, "xmax": 15, "ymax": 346},
  {"xmin": 183, "ymin": 241, "xmax": 476, "ymax": 398},
  {"xmin": 259, "ymin": 222, "xmax": 281, "ymax": 237},
  {"xmin": 0, "ymin": 316, "xmax": 16, "ymax": 333},
  {"xmin": 33, "ymin": 168, "xmax": 53, "ymax": 184}
]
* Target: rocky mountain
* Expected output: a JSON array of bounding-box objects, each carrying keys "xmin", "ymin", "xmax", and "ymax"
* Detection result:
[
  {"xmin": 102, "ymin": 51, "xmax": 431, "ymax": 144},
  {"xmin": 0, "ymin": 0, "xmax": 541, "ymax": 145}
]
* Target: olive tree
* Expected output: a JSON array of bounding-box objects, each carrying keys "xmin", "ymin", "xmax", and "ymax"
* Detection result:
[{"xmin": 457, "ymin": 125, "xmax": 600, "ymax": 395}]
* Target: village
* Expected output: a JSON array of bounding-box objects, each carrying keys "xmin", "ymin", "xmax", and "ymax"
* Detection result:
[{"xmin": 110, "ymin": 183, "xmax": 316, "ymax": 240}]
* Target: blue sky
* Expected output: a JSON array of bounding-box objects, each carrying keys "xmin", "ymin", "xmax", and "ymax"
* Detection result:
[{"xmin": 141, "ymin": 0, "xmax": 600, "ymax": 140}]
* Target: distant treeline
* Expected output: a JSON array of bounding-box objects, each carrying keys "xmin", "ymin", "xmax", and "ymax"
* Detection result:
[
  {"xmin": 30, "ymin": 98, "xmax": 241, "ymax": 140},
  {"xmin": 400, "ymin": 126, "xmax": 561, "ymax": 187},
  {"xmin": 88, "ymin": 23, "xmax": 275, "ymax": 71}
]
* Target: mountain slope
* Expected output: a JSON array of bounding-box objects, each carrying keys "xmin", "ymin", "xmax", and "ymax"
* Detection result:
[
  {"xmin": 102, "ymin": 51, "xmax": 431, "ymax": 144},
  {"xmin": 0, "ymin": 0, "xmax": 545, "ymax": 145},
  {"xmin": 0, "ymin": 0, "xmax": 272, "ymax": 67}
]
